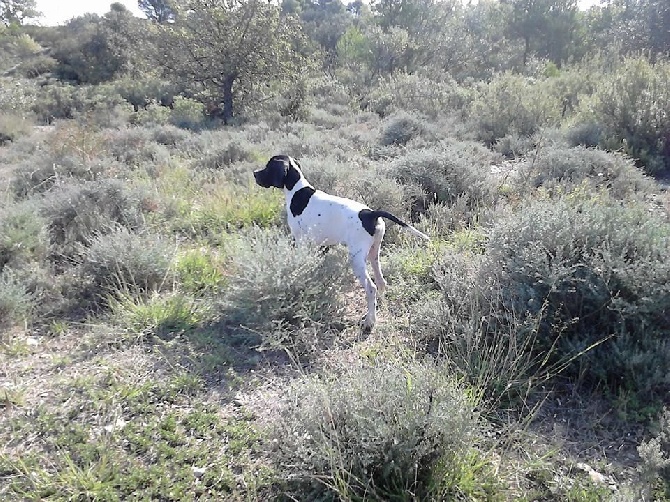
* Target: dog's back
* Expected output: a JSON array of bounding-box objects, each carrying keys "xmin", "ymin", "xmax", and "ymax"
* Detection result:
[{"xmin": 287, "ymin": 190, "xmax": 379, "ymax": 249}]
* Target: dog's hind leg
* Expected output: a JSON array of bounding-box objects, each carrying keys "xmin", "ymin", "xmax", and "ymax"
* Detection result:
[
  {"xmin": 368, "ymin": 227, "xmax": 387, "ymax": 296},
  {"xmin": 350, "ymin": 249, "xmax": 377, "ymax": 330}
]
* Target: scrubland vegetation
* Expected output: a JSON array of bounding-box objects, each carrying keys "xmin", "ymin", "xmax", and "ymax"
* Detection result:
[{"xmin": 1, "ymin": 0, "xmax": 670, "ymax": 500}]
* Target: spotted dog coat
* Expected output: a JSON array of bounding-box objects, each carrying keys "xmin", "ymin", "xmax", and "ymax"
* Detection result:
[{"xmin": 254, "ymin": 155, "xmax": 429, "ymax": 330}]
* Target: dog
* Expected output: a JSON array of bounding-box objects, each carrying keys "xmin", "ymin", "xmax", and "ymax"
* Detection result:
[{"xmin": 253, "ymin": 155, "xmax": 429, "ymax": 330}]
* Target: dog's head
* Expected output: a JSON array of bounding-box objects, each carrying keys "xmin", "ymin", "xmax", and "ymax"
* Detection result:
[{"xmin": 254, "ymin": 155, "xmax": 302, "ymax": 190}]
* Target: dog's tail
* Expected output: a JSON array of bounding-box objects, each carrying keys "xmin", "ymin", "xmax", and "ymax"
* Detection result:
[{"xmin": 372, "ymin": 210, "xmax": 430, "ymax": 240}]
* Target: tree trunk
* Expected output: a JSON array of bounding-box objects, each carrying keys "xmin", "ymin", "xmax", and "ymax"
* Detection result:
[{"xmin": 222, "ymin": 75, "xmax": 235, "ymax": 125}]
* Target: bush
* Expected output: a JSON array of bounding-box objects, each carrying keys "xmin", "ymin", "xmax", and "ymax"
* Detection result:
[
  {"xmin": 174, "ymin": 248, "xmax": 226, "ymax": 296},
  {"xmin": 408, "ymin": 250, "xmax": 548, "ymax": 405},
  {"xmin": 103, "ymin": 126, "xmax": 170, "ymax": 166},
  {"xmin": 149, "ymin": 124, "xmax": 191, "ymax": 148},
  {"xmin": 0, "ymin": 269, "xmax": 34, "ymax": 328},
  {"xmin": 30, "ymin": 83, "xmax": 127, "ymax": 125},
  {"xmin": 11, "ymin": 154, "xmax": 107, "ymax": 199},
  {"xmin": 195, "ymin": 141, "xmax": 256, "ymax": 170},
  {"xmin": 271, "ymin": 359, "xmax": 494, "ymax": 500},
  {"xmin": 388, "ymin": 142, "xmax": 497, "ymax": 220},
  {"xmin": 379, "ymin": 111, "xmax": 432, "ymax": 147},
  {"xmin": 564, "ymin": 120, "xmax": 602, "ymax": 148},
  {"xmin": 16, "ymin": 54, "xmax": 57, "ymax": 78},
  {"xmin": 364, "ymin": 72, "xmax": 471, "ymax": 118},
  {"xmin": 170, "ymin": 96, "xmax": 205, "ymax": 130},
  {"xmin": 514, "ymin": 145, "xmax": 656, "ymax": 200},
  {"xmin": 39, "ymin": 180, "xmax": 149, "ymax": 263},
  {"xmin": 576, "ymin": 57, "xmax": 670, "ymax": 174},
  {"xmin": 638, "ymin": 408, "xmax": 670, "ymax": 500},
  {"xmin": 0, "ymin": 201, "xmax": 48, "ymax": 271},
  {"xmin": 0, "ymin": 113, "xmax": 32, "ymax": 145},
  {"xmin": 486, "ymin": 194, "xmax": 670, "ymax": 403},
  {"xmin": 108, "ymin": 291, "xmax": 206, "ymax": 340},
  {"xmin": 112, "ymin": 77, "xmax": 178, "ymax": 111},
  {"xmin": 130, "ymin": 102, "xmax": 172, "ymax": 126},
  {"xmin": 469, "ymin": 73, "xmax": 562, "ymax": 145},
  {"xmin": 223, "ymin": 228, "xmax": 347, "ymax": 333},
  {"xmin": 79, "ymin": 228, "xmax": 173, "ymax": 297}
]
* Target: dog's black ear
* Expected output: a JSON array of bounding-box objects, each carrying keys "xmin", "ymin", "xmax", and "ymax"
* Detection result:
[
  {"xmin": 284, "ymin": 157, "xmax": 302, "ymax": 190},
  {"xmin": 267, "ymin": 157, "xmax": 288, "ymax": 188}
]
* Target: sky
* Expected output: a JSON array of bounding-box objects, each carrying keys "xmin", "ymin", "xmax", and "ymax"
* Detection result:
[
  {"xmin": 33, "ymin": 0, "xmax": 604, "ymax": 26},
  {"xmin": 34, "ymin": 0, "xmax": 144, "ymax": 26}
]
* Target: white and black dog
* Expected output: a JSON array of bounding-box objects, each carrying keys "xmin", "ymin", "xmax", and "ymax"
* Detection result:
[{"xmin": 253, "ymin": 155, "xmax": 429, "ymax": 330}]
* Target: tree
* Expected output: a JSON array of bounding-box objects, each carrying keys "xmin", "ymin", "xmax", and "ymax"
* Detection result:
[
  {"xmin": 281, "ymin": 0, "xmax": 353, "ymax": 68},
  {"xmin": 160, "ymin": 0, "xmax": 312, "ymax": 124},
  {"xmin": 0, "ymin": 0, "xmax": 40, "ymax": 25},
  {"xmin": 581, "ymin": 0, "xmax": 670, "ymax": 58},
  {"xmin": 50, "ymin": 5, "xmax": 145, "ymax": 84},
  {"xmin": 502, "ymin": 0, "xmax": 577, "ymax": 66},
  {"xmin": 369, "ymin": 0, "xmax": 459, "ymax": 72},
  {"xmin": 138, "ymin": 0, "xmax": 176, "ymax": 23}
]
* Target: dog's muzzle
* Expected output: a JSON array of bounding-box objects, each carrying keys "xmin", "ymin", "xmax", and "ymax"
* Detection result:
[{"xmin": 253, "ymin": 169, "xmax": 268, "ymax": 188}]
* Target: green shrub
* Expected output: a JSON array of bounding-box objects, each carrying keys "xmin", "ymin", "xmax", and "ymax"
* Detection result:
[
  {"xmin": 0, "ymin": 77, "xmax": 38, "ymax": 115},
  {"xmin": 223, "ymin": 228, "xmax": 347, "ymax": 332},
  {"xmin": 364, "ymin": 72, "xmax": 471, "ymax": 118},
  {"xmin": 379, "ymin": 111, "xmax": 432, "ymax": 147},
  {"xmin": 0, "ymin": 113, "xmax": 32, "ymax": 145},
  {"xmin": 515, "ymin": 146, "xmax": 656, "ymax": 200},
  {"xmin": 271, "ymin": 359, "xmax": 495, "ymax": 500},
  {"xmin": 174, "ymin": 248, "xmax": 226, "ymax": 296},
  {"xmin": 564, "ymin": 120, "xmax": 602, "ymax": 148},
  {"xmin": 79, "ymin": 228, "xmax": 173, "ymax": 300},
  {"xmin": 308, "ymin": 75, "xmax": 354, "ymax": 109},
  {"xmin": 11, "ymin": 155, "xmax": 107, "ymax": 199},
  {"xmin": 0, "ymin": 201, "xmax": 48, "ymax": 271},
  {"xmin": 109, "ymin": 291, "xmax": 206, "ymax": 340},
  {"xmin": 469, "ymin": 73, "xmax": 562, "ymax": 145},
  {"xmin": 195, "ymin": 141, "xmax": 256, "ymax": 169},
  {"xmin": 388, "ymin": 142, "xmax": 497, "ymax": 220},
  {"xmin": 170, "ymin": 96, "xmax": 205, "ymax": 130},
  {"xmin": 30, "ymin": 83, "xmax": 127, "ymax": 124},
  {"xmin": 409, "ymin": 250, "xmax": 548, "ymax": 405},
  {"xmin": 638, "ymin": 408, "xmax": 670, "ymax": 500},
  {"xmin": 39, "ymin": 180, "xmax": 149, "ymax": 263},
  {"xmin": 576, "ymin": 57, "xmax": 670, "ymax": 174},
  {"xmin": 16, "ymin": 54, "xmax": 57, "ymax": 78},
  {"xmin": 10, "ymin": 120, "xmax": 124, "ymax": 199},
  {"xmin": 103, "ymin": 126, "xmax": 170, "ymax": 166},
  {"xmin": 131, "ymin": 102, "xmax": 172, "ymax": 126},
  {"xmin": 487, "ymin": 194, "xmax": 670, "ymax": 403},
  {"xmin": 112, "ymin": 77, "xmax": 178, "ymax": 111},
  {"xmin": 0, "ymin": 269, "xmax": 34, "ymax": 328},
  {"xmin": 149, "ymin": 124, "xmax": 191, "ymax": 148}
]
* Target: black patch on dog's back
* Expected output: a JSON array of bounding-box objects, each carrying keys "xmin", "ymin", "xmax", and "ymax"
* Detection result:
[
  {"xmin": 284, "ymin": 164, "xmax": 301, "ymax": 190},
  {"xmin": 290, "ymin": 186, "xmax": 316, "ymax": 217},
  {"xmin": 358, "ymin": 209, "xmax": 378, "ymax": 236}
]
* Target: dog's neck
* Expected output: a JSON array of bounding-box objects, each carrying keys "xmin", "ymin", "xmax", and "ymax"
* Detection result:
[{"xmin": 284, "ymin": 166, "xmax": 313, "ymax": 195}]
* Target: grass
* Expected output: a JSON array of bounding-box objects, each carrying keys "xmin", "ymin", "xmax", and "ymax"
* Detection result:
[{"xmin": 0, "ymin": 328, "xmax": 271, "ymax": 501}]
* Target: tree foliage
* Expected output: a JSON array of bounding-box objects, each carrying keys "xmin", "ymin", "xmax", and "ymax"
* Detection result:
[
  {"xmin": 159, "ymin": 0, "xmax": 312, "ymax": 124},
  {"xmin": 0, "ymin": 0, "xmax": 39, "ymax": 26},
  {"xmin": 138, "ymin": 0, "xmax": 176, "ymax": 23}
]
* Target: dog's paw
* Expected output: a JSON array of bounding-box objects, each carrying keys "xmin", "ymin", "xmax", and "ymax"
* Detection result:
[{"xmin": 360, "ymin": 313, "xmax": 375, "ymax": 332}]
